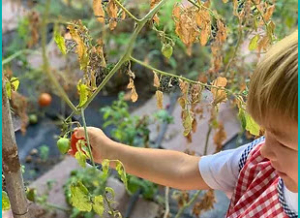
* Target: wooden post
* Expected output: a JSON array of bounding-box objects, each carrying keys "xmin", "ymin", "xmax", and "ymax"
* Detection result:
[{"xmin": 2, "ymin": 80, "xmax": 30, "ymax": 218}]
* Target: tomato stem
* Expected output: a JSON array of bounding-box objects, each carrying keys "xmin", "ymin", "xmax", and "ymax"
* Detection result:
[{"xmin": 81, "ymin": 108, "xmax": 96, "ymax": 167}]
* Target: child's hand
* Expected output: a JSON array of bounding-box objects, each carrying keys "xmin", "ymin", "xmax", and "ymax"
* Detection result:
[{"xmin": 73, "ymin": 127, "xmax": 115, "ymax": 163}]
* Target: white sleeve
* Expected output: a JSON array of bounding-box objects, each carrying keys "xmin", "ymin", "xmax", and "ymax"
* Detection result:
[{"xmin": 198, "ymin": 143, "xmax": 251, "ymax": 198}]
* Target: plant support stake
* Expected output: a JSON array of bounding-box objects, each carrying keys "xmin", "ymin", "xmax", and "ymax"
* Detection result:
[{"xmin": 2, "ymin": 80, "xmax": 31, "ymax": 218}]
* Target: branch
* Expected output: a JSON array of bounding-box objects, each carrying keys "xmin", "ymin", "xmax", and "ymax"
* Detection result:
[
  {"xmin": 129, "ymin": 56, "xmax": 244, "ymax": 99},
  {"xmin": 112, "ymin": 0, "xmax": 140, "ymax": 23},
  {"xmin": 187, "ymin": 0, "xmax": 217, "ymax": 18},
  {"xmin": 2, "ymin": 49, "xmax": 39, "ymax": 66}
]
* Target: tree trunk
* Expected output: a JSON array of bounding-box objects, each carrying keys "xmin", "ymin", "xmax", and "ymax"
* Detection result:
[{"xmin": 2, "ymin": 80, "xmax": 30, "ymax": 218}]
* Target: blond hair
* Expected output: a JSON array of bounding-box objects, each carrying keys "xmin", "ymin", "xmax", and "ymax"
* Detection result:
[{"xmin": 247, "ymin": 30, "xmax": 298, "ymax": 124}]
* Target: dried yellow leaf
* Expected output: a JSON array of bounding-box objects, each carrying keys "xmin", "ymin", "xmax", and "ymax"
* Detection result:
[
  {"xmin": 179, "ymin": 79, "xmax": 189, "ymax": 95},
  {"xmin": 127, "ymin": 78, "xmax": 138, "ymax": 102},
  {"xmin": 263, "ymin": 5, "xmax": 275, "ymax": 22},
  {"xmin": 173, "ymin": 4, "xmax": 199, "ymax": 48},
  {"xmin": 216, "ymin": 20, "xmax": 227, "ymax": 43},
  {"xmin": 156, "ymin": 90, "xmax": 163, "ymax": 109},
  {"xmin": 108, "ymin": 0, "xmax": 118, "ymax": 30},
  {"xmin": 211, "ymin": 77, "xmax": 227, "ymax": 104},
  {"xmin": 93, "ymin": 0, "xmax": 105, "ymax": 23},
  {"xmin": 182, "ymin": 109, "xmax": 194, "ymax": 136},
  {"xmin": 153, "ymin": 71, "xmax": 160, "ymax": 88},
  {"xmin": 68, "ymin": 25, "xmax": 89, "ymax": 70},
  {"xmin": 121, "ymin": 10, "xmax": 126, "ymax": 20}
]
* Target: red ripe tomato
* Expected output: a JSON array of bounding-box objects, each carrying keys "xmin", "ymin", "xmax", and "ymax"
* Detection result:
[
  {"xmin": 38, "ymin": 93, "xmax": 52, "ymax": 107},
  {"xmin": 69, "ymin": 132, "xmax": 86, "ymax": 155}
]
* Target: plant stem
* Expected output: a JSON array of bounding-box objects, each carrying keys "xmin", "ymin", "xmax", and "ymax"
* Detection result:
[
  {"xmin": 112, "ymin": 0, "xmax": 140, "ymax": 23},
  {"xmin": 204, "ymin": 125, "xmax": 212, "ymax": 156},
  {"xmin": 2, "ymin": 49, "xmax": 39, "ymax": 66},
  {"xmin": 41, "ymin": 0, "xmax": 78, "ymax": 113},
  {"xmin": 163, "ymin": 187, "xmax": 170, "ymax": 218},
  {"xmin": 130, "ymin": 56, "xmax": 244, "ymax": 98},
  {"xmin": 45, "ymin": 203, "xmax": 70, "ymax": 212},
  {"xmin": 81, "ymin": 108, "xmax": 96, "ymax": 167},
  {"xmin": 186, "ymin": 0, "xmax": 217, "ymax": 18}
]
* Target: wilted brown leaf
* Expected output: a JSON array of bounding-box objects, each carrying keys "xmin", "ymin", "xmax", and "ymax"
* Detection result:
[
  {"xmin": 178, "ymin": 97, "xmax": 186, "ymax": 109},
  {"xmin": 192, "ymin": 190, "xmax": 215, "ymax": 217},
  {"xmin": 153, "ymin": 71, "xmax": 160, "ymax": 88},
  {"xmin": 179, "ymin": 79, "xmax": 189, "ymax": 95},
  {"xmin": 213, "ymin": 123, "xmax": 227, "ymax": 152},
  {"xmin": 28, "ymin": 11, "xmax": 40, "ymax": 48},
  {"xmin": 93, "ymin": 0, "xmax": 105, "ymax": 23},
  {"xmin": 121, "ymin": 10, "xmax": 126, "ymax": 20},
  {"xmin": 68, "ymin": 24, "xmax": 89, "ymax": 70},
  {"xmin": 108, "ymin": 0, "xmax": 118, "ymax": 30},
  {"xmin": 11, "ymin": 91, "xmax": 28, "ymax": 135},
  {"xmin": 150, "ymin": 0, "xmax": 161, "ymax": 24},
  {"xmin": 216, "ymin": 20, "xmax": 227, "ymax": 43},
  {"xmin": 173, "ymin": 4, "xmax": 199, "ymax": 48},
  {"xmin": 127, "ymin": 78, "xmax": 138, "ymax": 102},
  {"xmin": 258, "ymin": 35, "xmax": 270, "ymax": 52},
  {"xmin": 263, "ymin": 5, "xmax": 275, "ymax": 22},
  {"xmin": 211, "ymin": 77, "xmax": 227, "ymax": 105},
  {"xmin": 196, "ymin": 9, "xmax": 211, "ymax": 46},
  {"xmin": 182, "ymin": 109, "xmax": 194, "ymax": 136}
]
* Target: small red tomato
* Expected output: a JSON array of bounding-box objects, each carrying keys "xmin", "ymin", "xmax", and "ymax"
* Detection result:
[
  {"xmin": 69, "ymin": 132, "xmax": 86, "ymax": 155},
  {"xmin": 38, "ymin": 93, "xmax": 52, "ymax": 107}
]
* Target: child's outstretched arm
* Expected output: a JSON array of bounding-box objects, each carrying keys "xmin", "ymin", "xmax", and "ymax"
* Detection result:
[{"xmin": 74, "ymin": 127, "xmax": 210, "ymax": 191}]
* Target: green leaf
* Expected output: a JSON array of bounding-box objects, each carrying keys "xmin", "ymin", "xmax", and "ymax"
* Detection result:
[
  {"xmin": 10, "ymin": 77, "xmax": 20, "ymax": 91},
  {"xmin": 77, "ymin": 82, "xmax": 89, "ymax": 107},
  {"xmin": 102, "ymin": 159, "xmax": 110, "ymax": 176},
  {"xmin": 248, "ymin": 35, "xmax": 260, "ymax": 51},
  {"xmin": 26, "ymin": 188, "xmax": 37, "ymax": 202},
  {"xmin": 2, "ymin": 191, "xmax": 11, "ymax": 211},
  {"xmin": 54, "ymin": 31, "xmax": 67, "ymax": 55},
  {"xmin": 70, "ymin": 182, "xmax": 92, "ymax": 212},
  {"xmin": 116, "ymin": 161, "xmax": 128, "ymax": 190},
  {"xmin": 245, "ymin": 113, "xmax": 260, "ymax": 136},
  {"xmin": 75, "ymin": 151, "xmax": 87, "ymax": 168},
  {"xmin": 5, "ymin": 82, "xmax": 12, "ymax": 99},
  {"xmin": 92, "ymin": 195, "xmax": 104, "ymax": 216},
  {"xmin": 161, "ymin": 44, "xmax": 173, "ymax": 59},
  {"xmin": 238, "ymin": 107, "xmax": 246, "ymax": 129}
]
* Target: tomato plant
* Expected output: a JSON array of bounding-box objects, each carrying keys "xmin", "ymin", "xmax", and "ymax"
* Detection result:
[{"xmin": 2, "ymin": 0, "xmax": 297, "ymax": 217}]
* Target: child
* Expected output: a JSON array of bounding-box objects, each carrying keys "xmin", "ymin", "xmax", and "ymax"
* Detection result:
[{"xmin": 74, "ymin": 30, "xmax": 298, "ymax": 217}]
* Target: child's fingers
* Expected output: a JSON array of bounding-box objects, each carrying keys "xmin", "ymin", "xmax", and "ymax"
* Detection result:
[{"xmin": 74, "ymin": 127, "xmax": 86, "ymax": 138}]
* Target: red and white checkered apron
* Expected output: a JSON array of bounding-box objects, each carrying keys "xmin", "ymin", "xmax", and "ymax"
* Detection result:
[{"xmin": 226, "ymin": 142, "xmax": 291, "ymax": 218}]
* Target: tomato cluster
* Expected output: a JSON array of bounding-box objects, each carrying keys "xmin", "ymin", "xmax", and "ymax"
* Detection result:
[{"xmin": 57, "ymin": 132, "xmax": 86, "ymax": 155}]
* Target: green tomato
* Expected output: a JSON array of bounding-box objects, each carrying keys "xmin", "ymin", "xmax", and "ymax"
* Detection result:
[
  {"xmin": 29, "ymin": 114, "xmax": 38, "ymax": 124},
  {"xmin": 161, "ymin": 44, "xmax": 173, "ymax": 59},
  {"xmin": 57, "ymin": 138, "xmax": 70, "ymax": 154}
]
